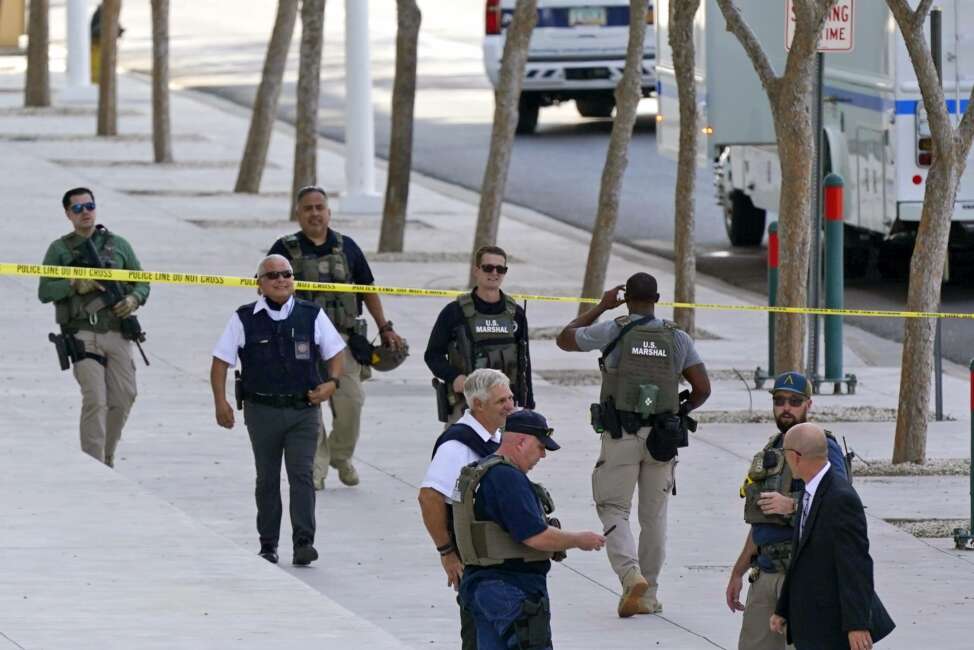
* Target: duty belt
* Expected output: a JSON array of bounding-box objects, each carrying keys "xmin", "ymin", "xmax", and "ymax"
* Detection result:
[
  {"xmin": 755, "ymin": 540, "xmax": 792, "ymax": 573},
  {"xmin": 245, "ymin": 392, "xmax": 313, "ymax": 410}
]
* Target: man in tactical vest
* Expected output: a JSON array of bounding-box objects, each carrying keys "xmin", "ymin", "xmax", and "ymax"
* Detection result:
[
  {"xmin": 419, "ymin": 368, "xmax": 516, "ymax": 649},
  {"xmin": 456, "ymin": 410, "xmax": 605, "ymax": 650},
  {"xmin": 210, "ymin": 255, "xmax": 346, "ymax": 566},
  {"xmin": 725, "ymin": 371, "xmax": 849, "ymax": 650},
  {"xmin": 268, "ymin": 186, "xmax": 404, "ymax": 490},
  {"xmin": 38, "ymin": 187, "xmax": 149, "ymax": 467},
  {"xmin": 425, "ymin": 245, "xmax": 533, "ymax": 425},
  {"xmin": 556, "ymin": 272, "xmax": 711, "ymax": 618}
]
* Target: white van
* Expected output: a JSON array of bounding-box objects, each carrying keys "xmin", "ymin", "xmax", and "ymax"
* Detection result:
[{"xmin": 483, "ymin": 0, "xmax": 656, "ymax": 134}]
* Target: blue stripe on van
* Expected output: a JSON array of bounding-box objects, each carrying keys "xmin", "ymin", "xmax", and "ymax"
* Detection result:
[
  {"xmin": 895, "ymin": 98, "xmax": 970, "ymax": 115},
  {"xmin": 502, "ymin": 6, "xmax": 632, "ymax": 28}
]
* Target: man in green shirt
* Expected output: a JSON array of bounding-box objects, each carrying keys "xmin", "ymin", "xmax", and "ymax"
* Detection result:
[{"xmin": 38, "ymin": 187, "xmax": 150, "ymax": 466}]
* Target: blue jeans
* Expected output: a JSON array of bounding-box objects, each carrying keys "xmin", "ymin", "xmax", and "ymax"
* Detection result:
[{"xmin": 467, "ymin": 579, "xmax": 551, "ymax": 650}]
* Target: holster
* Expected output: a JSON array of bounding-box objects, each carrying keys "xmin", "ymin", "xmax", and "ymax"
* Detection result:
[
  {"xmin": 601, "ymin": 397, "xmax": 623, "ymax": 439},
  {"xmin": 647, "ymin": 414, "xmax": 686, "ymax": 462},
  {"xmin": 234, "ymin": 370, "xmax": 244, "ymax": 410},
  {"xmin": 433, "ymin": 378, "xmax": 451, "ymax": 423}
]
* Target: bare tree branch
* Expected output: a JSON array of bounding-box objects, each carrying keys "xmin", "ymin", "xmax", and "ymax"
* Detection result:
[
  {"xmin": 913, "ymin": 0, "xmax": 936, "ymax": 31},
  {"xmin": 954, "ymin": 85, "xmax": 974, "ymax": 160},
  {"xmin": 714, "ymin": 0, "xmax": 778, "ymax": 93}
]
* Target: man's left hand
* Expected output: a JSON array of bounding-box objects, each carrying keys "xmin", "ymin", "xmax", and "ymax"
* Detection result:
[
  {"xmin": 380, "ymin": 328, "xmax": 404, "ymax": 351},
  {"xmin": 770, "ymin": 614, "xmax": 786, "ymax": 634},
  {"xmin": 758, "ymin": 492, "xmax": 795, "ymax": 516},
  {"xmin": 112, "ymin": 295, "xmax": 139, "ymax": 318},
  {"xmin": 848, "ymin": 630, "xmax": 872, "ymax": 650},
  {"xmin": 307, "ymin": 381, "xmax": 338, "ymax": 405}
]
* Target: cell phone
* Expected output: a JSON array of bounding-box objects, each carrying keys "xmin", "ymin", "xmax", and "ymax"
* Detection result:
[{"xmin": 604, "ymin": 524, "xmax": 617, "ymax": 536}]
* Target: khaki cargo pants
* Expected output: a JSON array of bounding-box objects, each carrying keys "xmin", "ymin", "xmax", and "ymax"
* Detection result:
[
  {"xmin": 739, "ymin": 569, "xmax": 794, "ymax": 650},
  {"xmin": 72, "ymin": 329, "xmax": 137, "ymax": 466},
  {"xmin": 591, "ymin": 426, "xmax": 675, "ymax": 598},
  {"xmin": 314, "ymin": 348, "xmax": 365, "ymax": 483}
]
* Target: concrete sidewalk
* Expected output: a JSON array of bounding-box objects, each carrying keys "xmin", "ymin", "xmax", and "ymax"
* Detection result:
[{"xmin": 0, "ymin": 58, "xmax": 972, "ymax": 649}]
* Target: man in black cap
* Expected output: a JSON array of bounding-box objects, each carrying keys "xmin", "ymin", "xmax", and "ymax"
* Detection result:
[{"xmin": 454, "ymin": 410, "xmax": 605, "ymax": 650}]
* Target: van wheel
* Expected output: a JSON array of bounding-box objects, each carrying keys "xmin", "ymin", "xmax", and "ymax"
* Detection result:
[
  {"xmin": 516, "ymin": 94, "xmax": 540, "ymax": 134},
  {"xmin": 576, "ymin": 97, "xmax": 614, "ymax": 118},
  {"xmin": 724, "ymin": 190, "xmax": 766, "ymax": 247}
]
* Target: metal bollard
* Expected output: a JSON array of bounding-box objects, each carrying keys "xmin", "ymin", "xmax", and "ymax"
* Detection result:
[
  {"xmin": 754, "ymin": 222, "xmax": 778, "ymax": 389},
  {"xmin": 953, "ymin": 360, "xmax": 974, "ymax": 550},
  {"xmin": 824, "ymin": 174, "xmax": 843, "ymax": 385}
]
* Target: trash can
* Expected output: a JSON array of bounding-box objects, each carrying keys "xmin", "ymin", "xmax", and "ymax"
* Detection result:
[{"xmin": 0, "ymin": 0, "xmax": 27, "ymax": 50}]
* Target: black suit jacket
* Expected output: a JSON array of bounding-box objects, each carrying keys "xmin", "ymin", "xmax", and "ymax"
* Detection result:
[{"xmin": 776, "ymin": 468, "xmax": 895, "ymax": 649}]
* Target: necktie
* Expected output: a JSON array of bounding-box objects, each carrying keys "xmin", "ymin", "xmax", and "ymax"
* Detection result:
[{"xmin": 799, "ymin": 490, "xmax": 812, "ymax": 538}]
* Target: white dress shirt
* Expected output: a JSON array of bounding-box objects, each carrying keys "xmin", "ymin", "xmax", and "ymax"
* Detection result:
[
  {"xmin": 421, "ymin": 411, "xmax": 502, "ymax": 502},
  {"xmin": 211, "ymin": 295, "xmax": 346, "ymax": 366},
  {"xmin": 800, "ymin": 461, "xmax": 831, "ymax": 537}
]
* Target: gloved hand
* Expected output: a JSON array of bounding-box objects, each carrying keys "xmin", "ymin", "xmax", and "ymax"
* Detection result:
[
  {"xmin": 112, "ymin": 294, "xmax": 139, "ymax": 318},
  {"xmin": 72, "ymin": 279, "xmax": 103, "ymax": 295}
]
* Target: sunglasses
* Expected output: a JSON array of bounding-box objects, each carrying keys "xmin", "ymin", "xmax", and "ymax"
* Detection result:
[
  {"xmin": 480, "ymin": 264, "xmax": 508, "ymax": 275},
  {"xmin": 773, "ymin": 395, "xmax": 807, "ymax": 407},
  {"xmin": 260, "ymin": 270, "xmax": 294, "ymax": 280},
  {"xmin": 69, "ymin": 202, "xmax": 96, "ymax": 214},
  {"xmin": 782, "ymin": 447, "xmax": 803, "ymax": 458}
]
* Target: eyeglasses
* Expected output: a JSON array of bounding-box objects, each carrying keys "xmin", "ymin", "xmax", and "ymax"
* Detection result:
[
  {"xmin": 773, "ymin": 395, "xmax": 806, "ymax": 407},
  {"xmin": 782, "ymin": 447, "xmax": 803, "ymax": 458},
  {"xmin": 69, "ymin": 202, "xmax": 96, "ymax": 214},
  {"xmin": 480, "ymin": 264, "xmax": 508, "ymax": 274},
  {"xmin": 260, "ymin": 270, "xmax": 294, "ymax": 280}
]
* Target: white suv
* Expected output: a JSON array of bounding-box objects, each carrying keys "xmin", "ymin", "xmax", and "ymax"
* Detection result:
[{"xmin": 483, "ymin": 0, "xmax": 656, "ymax": 134}]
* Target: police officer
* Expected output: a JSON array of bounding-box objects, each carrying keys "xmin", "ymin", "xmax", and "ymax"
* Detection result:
[
  {"xmin": 455, "ymin": 410, "xmax": 605, "ymax": 650},
  {"xmin": 38, "ymin": 187, "xmax": 149, "ymax": 467},
  {"xmin": 210, "ymin": 254, "xmax": 345, "ymax": 565},
  {"xmin": 419, "ymin": 368, "xmax": 516, "ymax": 649},
  {"xmin": 725, "ymin": 371, "xmax": 849, "ymax": 650},
  {"xmin": 425, "ymin": 245, "xmax": 533, "ymax": 425},
  {"xmin": 268, "ymin": 186, "xmax": 404, "ymax": 490},
  {"xmin": 556, "ymin": 272, "xmax": 710, "ymax": 617}
]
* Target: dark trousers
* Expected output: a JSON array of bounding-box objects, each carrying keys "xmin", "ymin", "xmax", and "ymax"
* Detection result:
[
  {"xmin": 459, "ymin": 594, "xmax": 477, "ymax": 650},
  {"xmin": 244, "ymin": 402, "xmax": 320, "ymax": 547}
]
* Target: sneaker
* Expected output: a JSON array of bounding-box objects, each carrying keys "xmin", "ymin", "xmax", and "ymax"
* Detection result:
[
  {"xmin": 334, "ymin": 461, "xmax": 359, "ymax": 487},
  {"xmin": 635, "ymin": 596, "xmax": 662, "ymax": 615},
  {"xmin": 259, "ymin": 543, "xmax": 279, "ymax": 564},
  {"xmin": 617, "ymin": 571, "xmax": 649, "ymax": 618},
  {"xmin": 293, "ymin": 544, "xmax": 319, "ymax": 566}
]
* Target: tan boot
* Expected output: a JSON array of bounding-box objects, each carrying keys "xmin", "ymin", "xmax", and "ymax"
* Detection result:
[
  {"xmin": 635, "ymin": 595, "xmax": 662, "ymax": 615},
  {"xmin": 617, "ymin": 570, "xmax": 649, "ymax": 618},
  {"xmin": 333, "ymin": 461, "xmax": 360, "ymax": 486}
]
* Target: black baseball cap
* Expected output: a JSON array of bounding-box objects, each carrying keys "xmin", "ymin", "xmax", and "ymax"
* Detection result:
[{"xmin": 505, "ymin": 410, "xmax": 560, "ymax": 451}]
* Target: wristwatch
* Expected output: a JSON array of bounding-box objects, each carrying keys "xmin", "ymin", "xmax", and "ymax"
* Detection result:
[
  {"xmin": 323, "ymin": 377, "xmax": 341, "ymax": 389},
  {"xmin": 379, "ymin": 321, "xmax": 395, "ymax": 334}
]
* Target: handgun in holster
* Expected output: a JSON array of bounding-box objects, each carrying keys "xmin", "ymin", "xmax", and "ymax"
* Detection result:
[
  {"xmin": 433, "ymin": 378, "xmax": 451, "ymax": 423},
  {"xmin": 234, "ymin": 370, "xmax": 244, "ymax": 410},
  {"xmin": 601, "ymin": 397, "xmax": 623, "ymax": 439},
  {"xmin": 48, "ymin": 328, "xmax": 104, "ymax": 370}
]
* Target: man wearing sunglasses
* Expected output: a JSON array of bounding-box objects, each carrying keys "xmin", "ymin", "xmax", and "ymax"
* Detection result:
[
  {"xmin": 425, "ymin": 245, "xmax": 534, "ymax": 425},
  {"xmin": 210, "ymin": 254, "xmax": 345, "ymax": 566},
  {"xmin": 38, "ymin": 187, "xmax": 149, "ymax": 467},
  {"xmin": 725, "ymin": 371, "xmax": 849, "ymax": 650},
  {"xmin": 268, "ymin": 187, "xmax": 404, "ymax": 490}
]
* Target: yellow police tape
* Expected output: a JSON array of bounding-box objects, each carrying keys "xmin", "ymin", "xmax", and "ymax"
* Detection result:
[{"xmin": 5, "ymin": 262, "xmax": 974, "ymax": 320}]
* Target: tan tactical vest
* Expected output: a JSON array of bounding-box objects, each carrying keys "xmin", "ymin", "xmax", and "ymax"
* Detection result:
[
  {"xmin": 599, "ymin": 316, "xmax": 679, "ymax": 416},
  {"xmin": 453, "ymin": 456, "xmax": 554, "ymax": 567},
  {"xmin": 55, "ymin": 230, "xmax": 123, "ymax": 332},
  {"xmin": 742, "ymin": 433, "xmax": 797, "ymax": 526},
  {"xmin": 448, "ymin": 293, "xmax": 521, "ymax": 385},
  {"xmin": 282, "ymin": 232, "xmax": 360, "ymax": 332}
]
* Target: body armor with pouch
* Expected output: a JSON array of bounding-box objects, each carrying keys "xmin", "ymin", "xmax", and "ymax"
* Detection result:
[
  {"xmin": 55, "ymin": 229, "xmax": 123, "ymax": 333},
  {"xmin": 282, "ymin": 231, "xmax": 360, "ymax": 333},
  {"xmin": 447, "ymin": 292, "xmax": 524, "ymax": 395},
  {"xmin": 743, "ymin": 433, "xmax": 799, "ymax": 526}
]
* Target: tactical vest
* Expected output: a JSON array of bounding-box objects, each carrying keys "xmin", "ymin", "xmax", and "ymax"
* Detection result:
[
  {"xmin": 237, "ymin": 299, "xmax": 324, "ymax": 395},
  {"xmin": 430, "ymin": 423, "xmax": 499, "ymax": 460},
  {"xmin": 281, "ymin": 232, "xmax": 360, "ymax": 333},
  {"xmin": 448, "ymin": 293, "xmax": 522, "ymax": 391},
  {"xmin": 55, "ymin": 227, "xmax": 123, "ymax": 333},
  {"xmin": 743, "ymin": 433, "xmax": 798, "ymax": 526},
  {"xmin": 599, "ymin": 316, "xmax": 679, "ymax": 417},
  {"xmin": 453, "ymin": 456, "xmax": 554, "ymax": 567}
]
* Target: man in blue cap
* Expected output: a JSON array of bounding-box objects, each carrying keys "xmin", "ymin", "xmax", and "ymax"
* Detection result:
[
  {"xmin": 454, "ymin": 410, "xmax": 605, "ymax": 650},
  {"xmin": 724, "ymin": 371, "xmax": 849, "ymax": 650}
]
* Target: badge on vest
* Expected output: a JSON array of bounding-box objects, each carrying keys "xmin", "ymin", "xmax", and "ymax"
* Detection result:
[
  {"xmin": 294, "ymin": 339, "xmax": 312, "ymax": 360},
  {"xmin": 475, "ymin": 319, "xmax": 511, "ymax": 335},
  {"xmin": 631, "ymin": 341, "xmax": 668, "ymax": 357}
]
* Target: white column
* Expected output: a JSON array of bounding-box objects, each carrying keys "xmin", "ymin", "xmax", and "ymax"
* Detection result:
[
  {"xmin": 62, "ymin": 0, "xmax": 96, "ymax": 102},
  {"xmin": 339, "ymin": 0, "xmax": 381, "ymax": 213}
]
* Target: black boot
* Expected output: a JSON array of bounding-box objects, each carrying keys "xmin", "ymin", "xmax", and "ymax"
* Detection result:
[
  {"xmin": 293, "ymin": 543, "xmax": 318, "ymax": 566},
  {"xmin": 259, "ymin": 542, "xmax": 279, "ymax": 564}
]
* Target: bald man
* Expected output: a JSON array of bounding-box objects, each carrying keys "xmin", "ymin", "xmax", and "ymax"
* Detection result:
[{"xmin": 771, "ymin": 424, "xmax": 894, "ymax": 650}]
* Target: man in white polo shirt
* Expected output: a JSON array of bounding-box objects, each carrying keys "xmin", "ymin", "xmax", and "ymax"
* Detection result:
[{"xmin": 418, "ymin": 368, "xmax": 516, "ymax": 650}]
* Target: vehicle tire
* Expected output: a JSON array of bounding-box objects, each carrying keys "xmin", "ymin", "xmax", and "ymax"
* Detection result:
[
  {"xmin": 516, "ymin": 93, "xmax": 540, "ymax": 135},
  {"xmin": 724, "ymin": 190, "xmax": 766, "ymax": 247},
  {"xmin": 576, "ymin": 97, "xmax": 614, "ymax": 118}
]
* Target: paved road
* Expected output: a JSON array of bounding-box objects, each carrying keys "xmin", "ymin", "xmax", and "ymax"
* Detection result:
[{"xmin": 117, "ymin": 0, "xmax": 974, "ymax": 366}]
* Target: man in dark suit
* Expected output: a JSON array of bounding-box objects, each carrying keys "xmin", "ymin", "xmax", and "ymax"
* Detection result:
[{"xmin": 771, "ymin": 424, "xmax": 894, "ymax": 650}]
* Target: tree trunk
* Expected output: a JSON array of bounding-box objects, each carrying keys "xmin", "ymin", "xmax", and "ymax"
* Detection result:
[
  {"xmin": 378, "ymin": 0, "xmax": 422, "ymax": 253},
  {"xmin": 150, "ymin": 0, "xmax": 173, "ymax": 162},
  {"xmin": 468, "ymin": 0, "xmax": 538, "ymax": 286},
  {"xmin": 714, "ymin": 0, "xmax": 834, "ymax": 373},
  {"xmin": 290, "ymin": 0, "xmax": 326, "ymax": 219},
  {"xmin": 669, "ymin": 0, "xmax": 701, "ymax": 335},
  {"xmin": 577, "ymin": 0, "xmax": 647, "ymax": 314},
  {"xmin": 24, "ymin": 0, "xmax": 50, "ymax": 107},
  {"xmin": 886, "ymin": 0, "xmax": 974, "ymax": 463},
  {"xmin": 235, "ymin": 0, "xmax": 299, "ymax": 194},
  {"xmin": 97, "ymin": 0, "xmax": 122, "ymax": 136}
]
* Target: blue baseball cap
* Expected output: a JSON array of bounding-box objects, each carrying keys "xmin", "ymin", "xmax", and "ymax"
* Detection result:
[
  {"xmin": 770, "ymin": 371, "xmax": 812, "ymax": 398},
  {"xmin": 505, "ymin": 410, "xmax": 560, "ymax": 451}
]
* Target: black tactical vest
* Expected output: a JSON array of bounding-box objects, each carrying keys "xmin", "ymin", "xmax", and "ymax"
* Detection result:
[{"xmin": 237, "ymin": 299, "xmax": 323, "ymax": 395}]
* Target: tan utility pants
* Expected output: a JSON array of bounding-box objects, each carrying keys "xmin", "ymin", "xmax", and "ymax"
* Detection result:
[
  {"xmin": 591, "ymin": 427, "xmax": 675, "ymax": 599},
  {"xmin": 314, "ymin": 348, "xmax": 365, "ymax": 482},
  {"xmin": 72, "ymin": 329, "xmax": 137, "ymax": 466},
  {"xmin": 739, "ymin": 570, "xmax": 794, "ymax": 650}
]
